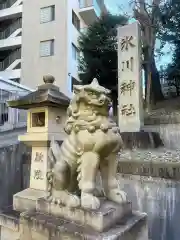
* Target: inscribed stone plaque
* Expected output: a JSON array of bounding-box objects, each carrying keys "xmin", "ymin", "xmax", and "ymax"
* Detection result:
[
  {"xmin": 118, "ymin": 21, "xmax": 144, "ymax": 132},
  {"xmin": 30, "ymin": 147, "xmax": 48, "ymax": 191}
]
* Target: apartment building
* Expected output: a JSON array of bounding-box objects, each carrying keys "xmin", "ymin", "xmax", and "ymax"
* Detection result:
[
  {"xmin": 0, "ymin": 0, "xmax": 22, "ymax": 82},
  {"xmin": 21, "ymin": 0, "xmax": 107, "ymax": 97},
  {"xmin": 0, "ymin": 0, "xmax": 106, "ymax": 131},
  {"xmin": 0, "ymin": 0, "xmax": 106, "ymax": 96}
]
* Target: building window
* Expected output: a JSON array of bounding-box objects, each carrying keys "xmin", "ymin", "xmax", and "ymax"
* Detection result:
[
  {"xmin": 72, "ymin": 10, "xmax": 80, "ymax": 31},
  {"xmin": 40, "ymin": 5, "xmax": 55, "ymax": 23},
  {"xmin": 72, "ymin": 44, "xmax": 79, "ymax": 61},
  {"xmin": 40, "ymin": 40, "xmax": 54, "ymax": 57}
]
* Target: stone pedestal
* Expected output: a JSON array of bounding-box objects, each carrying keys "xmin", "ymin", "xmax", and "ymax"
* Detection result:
[
  {"xmin": 37, "ymin": 198, "xmax": 132, "ymax": 232},
  {"xmin": 13, "ymin": 195, "xmax": 149, "ymax": 239},
  {"xmin": 16, "ymin": 198, "xmax": 149, "ymax": 240},
  {"xmin": 13, "ymin": 188, "xmax": 47, "ymax": 212},
  {"xmin": 19, "ymin": 207, "xmax": 148, "ymax": 240}
]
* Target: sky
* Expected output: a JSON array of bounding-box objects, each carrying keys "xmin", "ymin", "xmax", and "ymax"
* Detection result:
[
  {"xmin": 104, "ymin": 0, "xmax": 172, "ymax": 69},
  {"xmin": 105, "ymin": 0, "xmax": 129, "ymax": 14}
]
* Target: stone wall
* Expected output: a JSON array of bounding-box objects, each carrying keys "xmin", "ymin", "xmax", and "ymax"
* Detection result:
[
  {"xmin": 143, "ymin": 112, "xmax": 180, "ymax": 149},
  {"xmin": 143, "ymin": 124, "xmax": 180, "ymax": 149},
  {"xmin": 0, "ymin": 143, "xmax": 31, "ymax": 209}
]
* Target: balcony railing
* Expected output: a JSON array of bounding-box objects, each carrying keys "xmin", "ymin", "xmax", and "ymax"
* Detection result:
[
  {"xmin": 0, "ymin": 18, "xmax": 22, "ymax": 39},
  {"xmin": 0, "ymin": 48, "xmax": 21, "ymax": 71},
  {"xmin": 79, "ymin": 0, "xmax": 101, "ymax": 17},
  {"xmin": 0, "ymin": 0, "xmax": 17, "ymax": 10},
  {"xmin": 0, "ymin": 89, "xmax": 30, "ymax": 128}
]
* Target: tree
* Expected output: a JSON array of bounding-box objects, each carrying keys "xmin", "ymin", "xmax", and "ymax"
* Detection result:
[
  {"xmin": 160, "ymin": 0, "xmax": 180, "ymax": 43},
  {"xmin": 157, "ymin": 0, "xmax": 180, "ymax": 98},
  {"xmin": 167, "ymin": 69, "xmax": 180, "ymax": 97},
  {"xmin": 78, "ymin": 13, "xmax": 128, "ymax": 112},
  {"xmin": 164, "ymin": 43, "xmax": 180, "ymax": 97},
  {"xmin": 130, "ymin": 0, "xmax": 164, "ymax": 109}
]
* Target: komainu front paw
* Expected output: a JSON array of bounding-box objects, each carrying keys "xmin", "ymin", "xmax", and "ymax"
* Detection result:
[
  {"xmin": 106, "ymin": 189, "xmax": 127, "ymax": 203},
  {"xmin": 66, "ymin": 193, "xmax": 81, "ymax": 208},
  {"xmin": 81, "ymin": 192, "xmax": 100, "ymax": 210},
  {"xmin": 51, "ymin": 190, "xmax": 80, "ymax": 208}
]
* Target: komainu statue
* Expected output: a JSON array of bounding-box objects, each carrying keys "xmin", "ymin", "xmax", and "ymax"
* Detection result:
[{"xmin": 47, "ymin": 78, "xmax": 127, "ymax": 210}]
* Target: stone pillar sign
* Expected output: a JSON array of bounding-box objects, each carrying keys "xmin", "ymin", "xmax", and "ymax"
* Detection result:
[{"xmin": 118, "ymin": 21, "xmax": 144, "ymax": 132}]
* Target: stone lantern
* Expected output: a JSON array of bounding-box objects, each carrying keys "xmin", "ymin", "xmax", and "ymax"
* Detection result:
[{"xmin": 8, "ymin": 75, "xmax": 70, "ymax": 212}]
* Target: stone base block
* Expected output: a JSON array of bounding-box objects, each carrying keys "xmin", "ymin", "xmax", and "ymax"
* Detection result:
[
  {"xmin": 0, "ymin": 210, "xmax": 19, "ymax": 232},
  {"xmin": 0, "ymin": 210, "xmax": 21, "ymax": 240},
  {"xmin": 20, "ymin": 210, "xmax": 148, "ymax": 240},
  {"xmin": 13, "ymin": 188, "xmax": 48, "ymax": 212},
  {"xmin": 36, "ymin": 198, "xmax": 132, "ymax": 232}
]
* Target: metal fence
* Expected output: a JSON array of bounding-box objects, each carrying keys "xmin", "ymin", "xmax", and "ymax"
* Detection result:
[
  {"xmin": 0, "ymin": 18, "xmax": 22, "ymax": 40},
  {"xmin": 0, "ymin": 89, "xmax": 29, "ymax": 129},
  {"xmin": 0, "ymin": 48, "xmax": 21, "ymax": 71},
  {"xmin": 0, "ymin": 0, "xmax": 17, "ymax": 10}
]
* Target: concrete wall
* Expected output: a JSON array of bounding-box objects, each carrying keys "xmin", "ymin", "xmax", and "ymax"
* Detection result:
[
  {"xmin": 118, "ymin": 174, "xmax": 180, "ymax": 240},
  {"xmin": 0, "ymin": 142, "xmax": 30, "ymax": 209}
]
